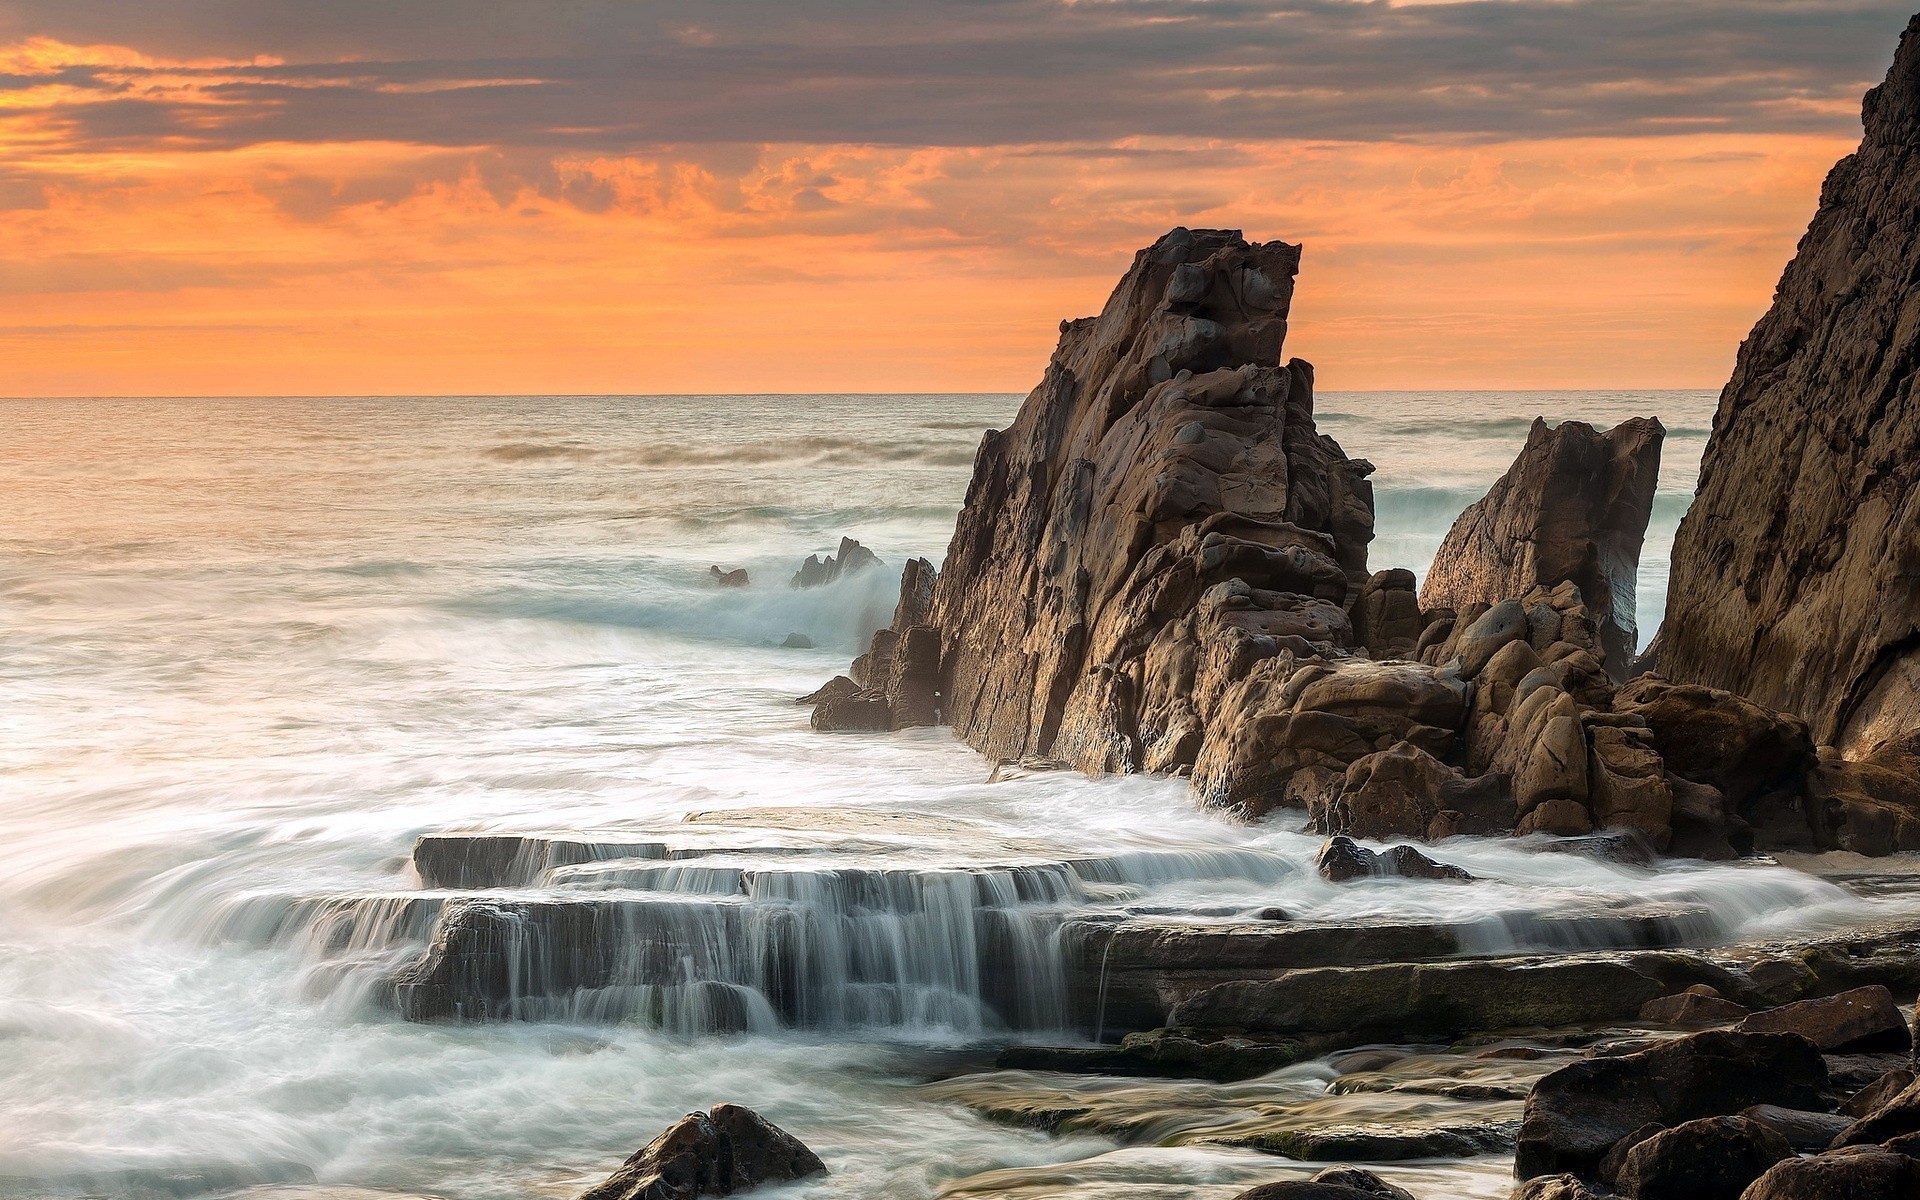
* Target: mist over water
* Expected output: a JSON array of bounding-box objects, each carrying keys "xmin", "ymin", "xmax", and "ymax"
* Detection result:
[{"xmin": 3, "ymin": 390, "xmax": 1892, "ymax": 1200}]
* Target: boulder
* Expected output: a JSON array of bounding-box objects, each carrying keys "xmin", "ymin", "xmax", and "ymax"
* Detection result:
[
  {"xmin": 924, "ymin": 229, "xmax": 1375, "ymax": 771},
  {"xmin": 1738, "ymin": 1104, "xmax": 1853, "ymax": 1151},
  {"xmin": 809, "ymin": 689, "xmax": 890, "ymax": 732},
  {"xmin": 1611, "ymin": 677, "xmax": 1813, "ymax": 815},
  {"xmin": 577, "ymin": 1104, "xmax": 825, "ymax": 1200},
  {"xmin": 779, "ymin": 633, "xmax": 813, "ymax": 649},
  {"xmin": 1655, "ymin": 14, "xmax": 1920, "ymax": 753},
  {"xmin": 1640, "ymin": 990, "xmax": 1749, "ymax": 1028},
  {"xmin": 1843, "ymin": 1068, "xmax": 1916, "ymax": 1118},
  {"xmin": 1737, "ymin": 986, "xmax": 1911, "ymax": 1054},
  {"xmin": 1322, "ymin": 741, "xmax": 1509, "ymax": 841},
  {"xmin": 708, "ymin": 566, "xmax": 749, "ymax": 588},
  {"xmin": 1313, "ymin": 835, "xmax": 1472, "ymax": 882},
  {"xmin": 790, "ymin": 537, "xmax": 880, "ymax": 588},
  {"xmin": 1296, "ymin": 1167, "xmax": 1416, "ymax": 1200},
  {"xmin": 885, "ymin": 625, "xmax": 943, "ymax": 731},
  {"xmin": 1351, "ymin": 569, "xmax": 1424, "ymax": 660},
  {"xmin": 1514, "ymin": 1030, "xmax": 1829, "ymax": 1179},
  {"xmin": 1612, "ymin": 1115, "xmax": 1791, "ymax": 1200},
  {"xmin": 1738, "ymin": 1146, "xmax": 1920, "ymax": 1200},
  {"xmin": 1231, "ymin": 1169, "xmax": 1413, "ymax": 1200},
  {"xmin": 1832, "ymin": 1077, "xmax": 1920, "ymax": 1148},
  {"xmin": 1511, "ymin": 1175, "xmax": 1604, "ymax": 1200},
  {"xmin": 1587, "ymin": 724, "xmax": 1674, "ymax": 850},
  {"xmin": 1421, "ymin": 417, "xmax": 1664, "ymax": 679}
]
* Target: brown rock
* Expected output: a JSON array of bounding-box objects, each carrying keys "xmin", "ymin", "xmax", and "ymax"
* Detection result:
[
  {"xmin": 809, "ymin": 689, "xmax": 890, "ymax": 732},
  {"xmin": 1612, "ymin": 677, "xmax": 1813, "ymax": 816},
  {"xmin": 578, "ymin": 1103, "xmax": 826, "ymax": 1200},
  {"xmin": 1640, "ymin": 991, "xmax": 1750, "ymax": 1027},
  {"xmin": 1612, "ymin": 1115, "xmax": 1791, "ymax": 1200},
  {"xmin": 1737, "ymin": 986, "xmax": 1912, "ymax": 1054},
  {"xmin": 1842, "ymin": 1068, "xmax": 1917, "ymax": 1118},
  {"xmin": 1739, "ymin": 1146, "xmax": 1920, "ymax": 1200},
  {"xmin": 1655, "ymin": 16, "xmax": 1920, "ymax": 753},
  {"xmin": 927, "ymin": 229, "xmax": 1375, "ymax": 772},
  {"xmin": 885, "ymin": 625, "xmax": 942, "ymax": 731},
  {"xmin": 1421, "ymin": 417, "xmax": 1664, "ymax": 680},
  {"xmin": 1517, "ymin": 798, "xmax": 1594, "ymax": 838},
  {"xmin": 1832, "ymin": 1076, "xmax": 1920, "ymax": 1148},
  {"xmin": 1352, "ymin": 569, "xmax": 1424, "ymax": 660},
  {"xmin": 1514, "ymin": 1030, "xmax": 1829, "ymax": 1179},
  {"xmin": 1512, "ymin": 1174, "xmax": 1605, "ymax": 1200},
  {"xmin": 1314, "ymin": 835, "xmax": 1472, "ymax": 882},
  {"xmin": 1324, "ymin": 741, "xmax": 1509, "ymax": 841},
  {"xmin": 1597, "ymin": 1122, "xmax": 1665, "ymax": 1187},
  {"xmin": 1737, "ymin": 1105, "xmax": 1853, "ymax": 1151}
]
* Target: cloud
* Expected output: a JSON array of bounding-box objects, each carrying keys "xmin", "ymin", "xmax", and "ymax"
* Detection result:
[{"xmin": 0, "ymin": 1, "xmax": 1910, "ymax": 153}]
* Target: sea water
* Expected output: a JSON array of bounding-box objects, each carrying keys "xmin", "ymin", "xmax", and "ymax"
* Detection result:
[{"xmin": 1, "ymin": 392, "xmax": 1909, "ymax": 1200}]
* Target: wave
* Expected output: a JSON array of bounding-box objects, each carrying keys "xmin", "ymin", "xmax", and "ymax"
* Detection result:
[{"xmin": 482, "ymin": 435, "xmax": 980, "ymax": 471}]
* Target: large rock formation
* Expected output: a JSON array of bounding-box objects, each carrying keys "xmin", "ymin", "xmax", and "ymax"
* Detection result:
[
  {"xmin": 922, "ymin": 228, "xmax": 1376, "ymax": 771},
  {"xmin": 1421, "ymin": 417, "xmax": 1664, "ymax": 679},
  {"xmin": 1657, "ymin": 14, "xmax": 1920, "ymax": 753}
]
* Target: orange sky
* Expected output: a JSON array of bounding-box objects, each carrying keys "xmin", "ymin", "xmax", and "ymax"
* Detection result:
[{"xmin": 0, "ymin": 5, "xmax": 1905, "ymax": 396}]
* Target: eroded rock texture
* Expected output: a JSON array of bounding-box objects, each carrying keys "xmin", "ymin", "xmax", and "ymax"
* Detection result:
[
  {"xmin": 923, "ymin": 228, "xmax": 1376, "ymax": 772},
  {"xmin": 1421, "ymin": 417, "xmax": 1664, "ymax": 679},
  {"xmin": 1658, "ymin": 15, "xmax": 1920, "ymax": 753}
]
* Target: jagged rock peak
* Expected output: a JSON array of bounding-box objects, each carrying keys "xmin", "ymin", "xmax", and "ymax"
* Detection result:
[
  {"xmin": 1657, "ymin": 13, "xmax": 1920, "ymax": 751},
  {"xmin": 1421, "ymin": 416, "xmax": 1664, "ymax": 680},
  {"xmin": 923, "ymin": 227, "xmax": 1377, "ymax": 767}
]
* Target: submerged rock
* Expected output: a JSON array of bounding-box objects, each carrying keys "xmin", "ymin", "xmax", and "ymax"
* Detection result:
[
  {"xmin": 1421, "ymin": 417, "xmax": 1664, "ymax": 679},
  {"xmin": 578, "ymin": 1104, "xmax": 825, "ymax": 1200},
  {"xmin": 1314, "ymin": 836, "xmax": 1472, "ymax": 882},
  {"xmin": 1656, "ymin": 14, "xmax": 1920, "ymax": 755}
]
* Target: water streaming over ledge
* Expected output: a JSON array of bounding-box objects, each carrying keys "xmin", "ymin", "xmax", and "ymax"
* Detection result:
[{"xmin": 5, "ymin": 392, "xmax": 1918, "ymax": 1199}]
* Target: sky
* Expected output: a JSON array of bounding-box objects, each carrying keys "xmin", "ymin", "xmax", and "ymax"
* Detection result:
[{"xmin": 0, "ymin": 0, "xmax": 1912, "ymax": 397}]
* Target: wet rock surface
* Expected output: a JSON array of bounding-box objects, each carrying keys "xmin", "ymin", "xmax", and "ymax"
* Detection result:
[
  {"xmin": 790, "ymin": 536, "xmax": 879, "ymax": 589},
  {"xmin": 1610, "ymin": 1114, "xmax": 1790, "ymax": 1200},
  {"xmin": 576, "ymin": 1104, "xmax": 825, "ymax": 1200}
]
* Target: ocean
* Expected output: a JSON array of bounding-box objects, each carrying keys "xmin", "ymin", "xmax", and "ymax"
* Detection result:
[{"xmin": 1, "ymin": 391, "xmax": 1905, "ymax": 1200}]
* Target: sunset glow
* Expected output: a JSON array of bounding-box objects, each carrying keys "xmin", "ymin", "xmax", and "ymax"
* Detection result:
[{"xmin": 0, "ymin": 2, "xmax": 1909, "ymax": 395}]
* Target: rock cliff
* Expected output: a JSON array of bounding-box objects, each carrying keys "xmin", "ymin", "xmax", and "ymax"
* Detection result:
[
  {"xmin": 1421, "ymin": 417, "xmax": 1664, "ymax": 679},
  {"xmin": 923, "ymin": 228, "xmax": 1377, "ymax": 771},
  {"xmin": 1657, "ymin": 13, "xmax": 1920, "ymax": 753}
]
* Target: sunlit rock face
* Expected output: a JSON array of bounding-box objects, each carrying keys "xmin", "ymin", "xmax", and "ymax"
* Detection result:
[
  {"xmin": 1657, "ymin": 13, "xmax": 1920, "ymax": 753},
  {"xmin": 1420, "ymin": 416, "xmax": 1664, "ymax": 681},
  {"xmin": 925, "ymin": 227, "xmax": 1376, "ymax": 771}
]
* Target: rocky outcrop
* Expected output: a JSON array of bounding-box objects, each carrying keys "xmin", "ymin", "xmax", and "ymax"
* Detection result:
[
  {"xmin": 708, "ymin": 566, "xmax": 749, "ymax": 588},
  {"xmin": 804, "ymin": 558, "xmax": 944, "ymax": 733},
  {"xmin": 578, "ymin": 1104, "xmax": 825, "ymax": 1200},
  {"xmin": 1422, "ymin": 417, "xmax": 1664, "ymax": 679},
  {"xmin": 1656, "ymin": 14, "xmax": 1920, "ymax": 754},
  {"xmin": 924, "ymin": 228, "xmax": 1375, "ymax": 771},
  {"xmin": 1513, "ymin": 1030, "xmax": 1828, "ymax": 1179},
  {"xmin": 790, "ymin": 537, "xmax": 879, "ymax": 588}
]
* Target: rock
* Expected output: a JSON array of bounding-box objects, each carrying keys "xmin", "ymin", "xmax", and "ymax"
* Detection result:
[
  {"xmin": 1739, "ymin": 1145, "xmax": 1920, "ymax": 1200},
  {"xmin": 1738, "ymin": 1104, "xmax": 1853, "ymax": 1151},
  {"xmin": 809, "ymin": 688, "xmax": 890, "ymax": 732},
  {"xmin": 1665, "ymin": 774, "xmax": 1746, "ymax": 861},
  {"xmin": 1453, "ymin": 599, "xmax": 1531, "ymax": 678},
  {"xmin": 1843, "ymin": 1068, "xmax": 1917, "ymax": 1118},
  {"xmin": 1588, "ymin": 724, "xmax": 1674, "ymax": 850},
  {"xmin": 797, "ymin": 674, "xmax": 858, "ymax": 707},
  {"xmin": 885, "ymin": 625, "xmax": 942, "ymax": 731},
  {"xmin": 1597, "ymin": 1122, "xmax": 1665, "ymax": 1187},
  {"xmin": 790, "ymin": 536, "xmax": 880, "ymax": 588},
  {"xmin": 1655, "ymin": 15, "xmax": 1920, "ymax": 753},
  {"xmin": 1215, "ymin": 1121, "xmax": 1514, "ymax": 1161},
  {"xmin": 1314, "ymin": 835, "xmax": 1472, "ymax": 882},
  {"xmin": 1299, "ymin": 1167, "xmax": 1415, "ymax": 1200},
  {"xmin": 779, "ymin": 633, "xmax": 813, "ymax": 649},
  {"xmin": 1537, "ymin": 830, "xmax": 1659, "ymax": 867},
  {"xmin": 1832, "ymin": 1076, "xmax": 1920, "ymax": 1148},
  {"xmin": 1738, "ymin": 986, "xmax": 1912, "ymax": 1054},
  {"xmin": 1511, "ymin": 1175, "xmax": 1604, "ymax": 1200},
  {"xmin": 1514, "ymin": 1030, "xmax": 1829, "ymax": 1179},
  {"xmin": 1640, "ymin": 991, "xmax": 1750, "ymax": 1027},
  {"xmin": 891, "ymin": 557, "xmax": 938, "ymax": 630},
  {"xmin": 1169, "ymin": 957, "xmax": 1676, "ymax": 1038},
  {"xmin": 1421, "ymin": 417, "xmax": 1664, "ymax": 679},
  {"xmin": 708, "ymin": 566, "xmax": 749, "ymax": 588},
  {"xmin": 1352, "ymin": 569, "xmax": 1424, "ymax": 660},
  {"xmin": 1611, "ymin": 677, "xmax": 1813, "ymax": 817},
  {"xmin": 577, "ymin": 1104, "xmax": 826, "ymax": 1200},
  {"xmin": 1826, "ymin": 1053, "xmax": 1916, "ymax": 1093},
  {"xmin": 1612, "ymin": 1115, "xmax": 1791, "ymax": 1200},
  {"xmin": 1321, "ymin": 740, "xmax": 1509, "ymax": 841},
  {"xmin": 925, "ymin": 229, "xmax": 1376, "ymax": 775},
  {"xmin": 1517, "ymin": 798, "xmax": 1594, "ymax": 838}
]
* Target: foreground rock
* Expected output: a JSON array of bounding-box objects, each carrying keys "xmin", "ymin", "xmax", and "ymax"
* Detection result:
[
  {"xmin": 578, "ymin": 1104, "xmax": 825, "ymax": 1200},
  {"xmin": 1735, "ymin": 985, "xmax": 1911, "ymax": 1053},
  {"xmin": 1420, "ymin": 417, "xmax": 1663, "ymax": 680},
  {"xmin": 1740, "ymin": 1147, "xmax": 1920, "ymax": 1199},
  {"xmin": 1231, "ymin": 1166, "xmax": 1414, "ymax": 1200},
  {"xmin": 1656, "ymin": 13, "xmax": 1920, "ymax": 758},
  {"xmin": 1513, "ymin": 1030, "xmax": 1827, "ymax": 1178},
  {"xmin": 1611, "ymin": 1115, "xmax": 1790, "ymax": 1200}
]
